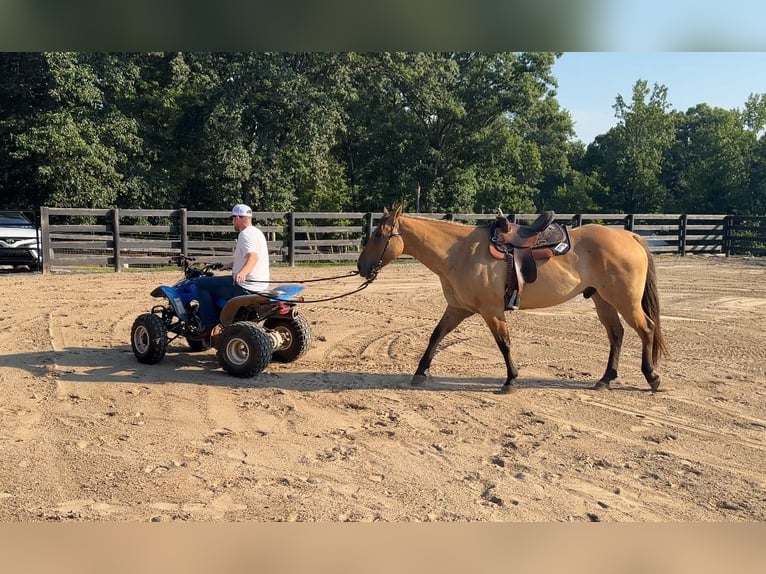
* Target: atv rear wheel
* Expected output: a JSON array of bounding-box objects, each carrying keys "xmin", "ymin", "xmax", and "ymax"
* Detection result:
[
  {"xmin": 131, "ymin": 313, "xmax": 168, "ymax": 364},
  {"xmin": 264, "ymin": 314, "xmax": 312, "ymax": 363},
  {"xmin": 216, "ymin": 321, "xmax": 273, "ymax": 378}
]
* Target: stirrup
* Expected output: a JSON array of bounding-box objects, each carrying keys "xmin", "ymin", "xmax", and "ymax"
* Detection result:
[{"xmin": 506, "ymin": 290, "xmax": 519, "ymax": 311}]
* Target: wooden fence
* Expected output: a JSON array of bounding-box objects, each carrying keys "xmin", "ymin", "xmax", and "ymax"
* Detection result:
[{"xmin": 38, "ymin": 207, "xmax": 766, "ymax": 273}]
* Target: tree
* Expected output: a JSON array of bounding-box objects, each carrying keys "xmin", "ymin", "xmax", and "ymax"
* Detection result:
[
  {"xmin": 1, "ymin": 53, "xmax": 141, "ymax": 210},
  {"xmin": 666, "ymin": 104, "xmax": 755, "ymax": 214},
  {"xmin": 602, "ymin": 80, "xmax": 675, "ymax": 213},
  {"xmin": 186, "ymin": 53, "xmax": 354, "ymax": 212},
  {"xmin": 4, "ymin": 53, "xmax": 761, "ymax": 217},
  {"xmin": 742, "ymin": 93, "xmax": 766, "ymax": 135},
  {"xmin": 0, "ymin": 53, "xmax": 51, "ymax": 209},
  {"xmin": 750, "ymin": 135, "xmax": 766, "ymax": 214},
  {"xmin": 338, "ymin": 52, "xmax": 567, "ymax": 214}
]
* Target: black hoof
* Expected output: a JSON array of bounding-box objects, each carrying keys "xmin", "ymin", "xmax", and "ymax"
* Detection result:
[
  {"xmin": 411, "ymin": 374, "xmax": 427, "ymax": 386},
  {"xmin": 592, "ymin": 380, "xmax": 612, "ymax": 391}
]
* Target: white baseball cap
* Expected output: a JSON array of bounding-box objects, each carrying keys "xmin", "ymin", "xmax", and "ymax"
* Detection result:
[{"xmin": 231, "ymin": 204, "xmax": 253, "ymax": 217}]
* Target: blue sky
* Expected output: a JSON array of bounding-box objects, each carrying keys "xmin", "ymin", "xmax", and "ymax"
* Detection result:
[
  {"xmin": 589, "ymin": 1, "xmax": 766, "ymax": 50},
  {"xmin": 552, "ymin": 52, "xmax": 766, "ymax": 144}
]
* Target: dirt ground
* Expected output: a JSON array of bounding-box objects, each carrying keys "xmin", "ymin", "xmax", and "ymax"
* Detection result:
[{"xmin": 0, "ymin": 254, "xmax": 764, "ymax": 522}]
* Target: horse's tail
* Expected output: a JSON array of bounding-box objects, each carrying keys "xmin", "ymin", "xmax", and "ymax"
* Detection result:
[{"xmin": 634, "ymin": 235, "xmax": 668, "ymax": 365}]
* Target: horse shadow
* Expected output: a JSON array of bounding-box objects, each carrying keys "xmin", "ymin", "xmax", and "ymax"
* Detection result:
[{"xmin": 4, "ymin": 345, "xmax": 654, "ymax": 393}]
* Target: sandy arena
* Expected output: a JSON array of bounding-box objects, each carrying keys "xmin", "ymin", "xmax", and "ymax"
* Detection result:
[{"xmin": 0, "ymin": 255, "xmax": 764, "ymax": 521}]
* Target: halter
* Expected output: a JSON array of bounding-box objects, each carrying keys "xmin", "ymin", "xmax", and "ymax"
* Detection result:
[{"xmin": 367, "ymin": 217, "xmax": 401, "ymax": 281}]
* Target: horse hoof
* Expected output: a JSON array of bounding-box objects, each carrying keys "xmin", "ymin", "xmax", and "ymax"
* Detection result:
[
  {"xmin": 593, "ymin": 381, "xmax": 611, "ymax": 391},
  {"xmin": 498, "ymin": 384, "xmax": 516, "ymax": 394},
  {"xmin": 411, "ymin": 374, "xmax": 427, "ymax": 386},
  {"xmin": 648, "ymin": 375, "xmax": 661, "ymax": 392}
]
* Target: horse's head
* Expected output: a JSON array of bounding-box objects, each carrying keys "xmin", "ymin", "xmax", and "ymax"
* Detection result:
[{"xmin": 356, "ymin": 206, "xmax": 404, "ymax": 280}]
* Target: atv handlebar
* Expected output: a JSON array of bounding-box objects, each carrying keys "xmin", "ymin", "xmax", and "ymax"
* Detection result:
[{"xmin": 169, "ymin": 255, "xmax": 226, "ymax": 278}]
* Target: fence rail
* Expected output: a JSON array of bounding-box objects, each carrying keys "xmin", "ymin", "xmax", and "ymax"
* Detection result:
[{"xmin": 37, "ymin": 208, "xmax": 765, "ymax": 273}]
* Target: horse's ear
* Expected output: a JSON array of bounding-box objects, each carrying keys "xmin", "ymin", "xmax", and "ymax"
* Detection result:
[
  {"xmin": 393, "ymin": 205, "xmax": 403, "ymax": 220},
  {"xmin": 382, "ymin": 207, "xmax": 389, "ymax": 216}
]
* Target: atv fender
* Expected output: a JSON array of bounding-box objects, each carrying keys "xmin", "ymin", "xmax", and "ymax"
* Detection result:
[
  {"xmin": 219, "ymin": 284, "xmax": 305, "ymax": 326},
  {"xmin": 151, "ymin": 285, "xmax": 191, "ymax": 322}
]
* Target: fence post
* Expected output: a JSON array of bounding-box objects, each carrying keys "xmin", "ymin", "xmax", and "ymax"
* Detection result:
[
  {"xmin": 572, "ymin": 214, "xmax": 582, "ymax": 228},
  {"xmin": 624, "ymin": 214, "xmax": 634, "ymax": 231},
  {"xmin": 678, "ymin": 213, "xmax": 688, "ymax": 256},
  {"xmin": 112, "ymin": 208, "xmax": 121, "ymax": 272},
  {"xmin": 723, "ymin": 215, "xmax": 732, "ymax": 257},
  {"xmin": 287, "ymin": 211, "xmax": 296, "ymax": 267},
  {"xmin": 40, "ymin": 206, "xmax": 50, "ymax": 274},
  {"xmin": 180, "ymin": 208, "xmax": 188, "ymax": 258},
  {"xmin": 364, "ymin": 212, "xmax": 374, "ymax": 242}
]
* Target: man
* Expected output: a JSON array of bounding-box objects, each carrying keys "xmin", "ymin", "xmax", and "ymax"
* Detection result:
[{"xmin": 193, "ymin": 203, "xmax": 270, "ymax": 339}]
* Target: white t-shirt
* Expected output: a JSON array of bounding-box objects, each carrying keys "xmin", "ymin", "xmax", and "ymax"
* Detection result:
[{"xmin": 233, "ymin": 224, "xmax": 270, "ymax": 291}]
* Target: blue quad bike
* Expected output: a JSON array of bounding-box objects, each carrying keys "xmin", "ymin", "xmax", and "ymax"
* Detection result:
[{"xmin": 130, "ymin": 256, "xmax": 312, "ymax": 378}]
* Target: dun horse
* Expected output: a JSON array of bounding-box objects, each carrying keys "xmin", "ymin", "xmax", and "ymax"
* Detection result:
[{"xmin": 356, "ymin": 206, "xmax": 666, "ymax": 393}]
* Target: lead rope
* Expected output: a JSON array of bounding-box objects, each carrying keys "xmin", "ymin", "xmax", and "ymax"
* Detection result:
[
  {"xmin": 260, "ymin": 221, "xmax": 396, "ymax": 304},
  {"xmin": 287, "ymin": 278, "xmax": 375, "ymax": 304},
  {"xmin": 274, "ymin": 270, "xmax": 361, "ymax": 284},
  {"xmin": 254, "ymin": 269, "xmax": 377, "ymax": 304}
]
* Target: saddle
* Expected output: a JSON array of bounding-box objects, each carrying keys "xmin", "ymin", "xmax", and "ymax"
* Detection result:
[{"xmin": 489, "ymin": 211, "xmax": 570, "ymax": 310}]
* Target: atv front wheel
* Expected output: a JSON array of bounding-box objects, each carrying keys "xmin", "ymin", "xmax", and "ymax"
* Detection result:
[
  {"xmin": 264, "ymin": 314, "xmax": 312, "ymax": 363},
  {"xmin": 216, "ymin": 321, "xmax": 273, "ymax": 378},
  {"xmin": 131, "ymin": 313, "xmax": 168, "ymax": 364}
]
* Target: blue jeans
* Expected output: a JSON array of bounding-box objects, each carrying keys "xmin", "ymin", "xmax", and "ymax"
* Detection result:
[{"xmin": 194, "ymin": 275, "xmax": 250, "ymax": 329}]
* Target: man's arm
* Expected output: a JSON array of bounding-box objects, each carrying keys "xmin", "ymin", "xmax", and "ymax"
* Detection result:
[{"xmin": 233, "ymin": 252, "xmax": 259, "ymax": 284}]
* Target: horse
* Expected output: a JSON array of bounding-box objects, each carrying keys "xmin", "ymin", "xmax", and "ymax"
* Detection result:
[{"xmin": 356, "ymin": 206, "xmax": 667, "ymax": 393}]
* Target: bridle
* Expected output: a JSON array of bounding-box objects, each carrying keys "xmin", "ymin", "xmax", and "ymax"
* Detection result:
[{"xmin": 366, "ymin": 217, "xmax": 401, "ymax": 282}]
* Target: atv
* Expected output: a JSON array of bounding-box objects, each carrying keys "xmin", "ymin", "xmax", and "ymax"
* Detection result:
[{"xmin": 130, "ymin": 255, "xmax": 312, "ymax": 378}]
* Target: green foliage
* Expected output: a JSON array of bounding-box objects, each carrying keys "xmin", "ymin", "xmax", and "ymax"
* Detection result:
[
  {"xmin": 606, "ymin": 80, "xmax": 675, "ymax": 212},
  {"xmin": 550, "ymin": 171, "xmax": 603, "ymax": 213},
  {"xmin": 0, "ymin": 53, "xmax": 763, "ymax": 217},
  {"xmin": 665, "ymin": 104, "xmax": 755, "ymax": 214}
]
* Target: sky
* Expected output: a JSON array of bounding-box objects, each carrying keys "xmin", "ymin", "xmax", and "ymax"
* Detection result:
[
  {"xmin": 552, "ymin": 52, "xmax": 766, "ymax": 144},
  {"xmin": 589, "ymin": 1, "xmax": 766, "ymax": 51}
]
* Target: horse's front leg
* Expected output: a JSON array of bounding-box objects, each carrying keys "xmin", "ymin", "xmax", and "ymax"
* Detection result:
[
  {"xmin": 480, "ymin": 312, "xmax": 518, "ymax": 393},
  {"xmin": 412, "ymin": 305, "xmax": 473, "ymax": 385}
]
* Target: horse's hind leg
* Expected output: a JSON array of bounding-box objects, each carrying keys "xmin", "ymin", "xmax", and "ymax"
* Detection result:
[
  {"xmin": 591, "ymin": 293, "xmax": 625, "ymax": 390},
  {"xmin": 613, "ymin": 299, "xmax": 661, "ymax": 391},
  {"xmin": 412, "ymin": 305, "xmax": 473, "ymax": 385}
]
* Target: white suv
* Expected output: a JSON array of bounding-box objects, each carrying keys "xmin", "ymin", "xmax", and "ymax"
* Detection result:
[{"xmin": 0, "ymin": 211, "xmax": 42, "ymax": 270}]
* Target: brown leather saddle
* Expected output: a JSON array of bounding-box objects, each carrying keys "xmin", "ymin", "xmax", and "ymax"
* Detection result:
[{"xmin": 489, "ymin": 211, "xmax": 570, "ymax": 310}]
